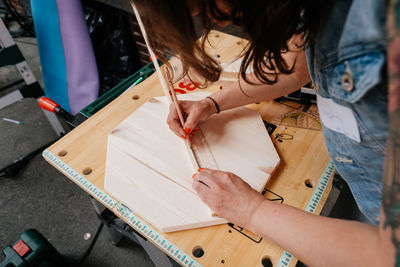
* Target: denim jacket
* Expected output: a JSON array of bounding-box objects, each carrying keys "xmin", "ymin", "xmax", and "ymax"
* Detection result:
[{"xmin": 305, "ymin": 0, "xmax": 388, "ymax": 225}]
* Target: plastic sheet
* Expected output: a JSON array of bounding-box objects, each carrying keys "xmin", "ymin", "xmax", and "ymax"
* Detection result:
[{"xmin": 84, "ymin": 5, "xmax": 141, "ymax": 91}]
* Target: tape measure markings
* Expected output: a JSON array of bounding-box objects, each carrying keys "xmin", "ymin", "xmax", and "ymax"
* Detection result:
[
  {"xmin": 116, "ymin": 204, "xmax": 202, "ymax": 267},
  {"xmin": 277, "ymin": 160, "xmax": 335, "ymax": 267},
  {"xmin": 42, "ymin": 149, "xmax": 202, "ymax": 267},
  {"xmin": 42, "ymin": 150, "xmax": 117, "ymax": 210}
]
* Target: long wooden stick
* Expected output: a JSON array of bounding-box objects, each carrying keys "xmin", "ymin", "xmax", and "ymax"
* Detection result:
[
  {"xmin": 164, "ymin": 68, "xmax": 199, "ymax": 171},
  {"xmin": 131, "ymin": 3, "xmax": 172, "ymax": 104},
  {"xmin": 165, "ymin": 69, "xmax": 187, "ymax": 135},
  {"xmin": 131, "ymin": 3, "xmax": 198, "ymax": 171}
]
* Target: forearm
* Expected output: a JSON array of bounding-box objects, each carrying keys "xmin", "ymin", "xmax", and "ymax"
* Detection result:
[
  {"xmin": 193, "ymin": 168, "xmax": 394, "ymax": 266},
  {"xmin": 210, "ymin": 73, "xmax": 310, "ymax": 111},
  {"xmin": 250, "ymin": 200, "xmax": 382, "ymax": 267},
  {"xmin": 209, "ymin": 42, "xmax": 311, "ymax": 112}
]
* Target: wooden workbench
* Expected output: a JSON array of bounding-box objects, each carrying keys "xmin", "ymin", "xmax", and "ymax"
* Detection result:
[{"xmin": 43, "ymin": 32, "xmax": 333, "ymax": 267}]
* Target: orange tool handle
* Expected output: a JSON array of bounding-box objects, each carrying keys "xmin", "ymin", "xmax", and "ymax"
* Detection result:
[{"xmin": 38, "ymin": 97, "xmax": 59, "ymax": 113}]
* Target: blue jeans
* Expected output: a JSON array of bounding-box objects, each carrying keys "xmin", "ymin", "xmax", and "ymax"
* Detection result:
[
  {"xmin": 305, "ymin": 0, "xmax": 387, "ymax": 225},
  {"xmin": 315, "ymin": 52, "xmax": 388, "ymax": 225}
]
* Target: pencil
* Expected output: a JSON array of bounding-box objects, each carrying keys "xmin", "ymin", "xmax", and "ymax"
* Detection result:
[{"xmin": 164, "ymin": 68, "xmax": 192, "ymax": 145}]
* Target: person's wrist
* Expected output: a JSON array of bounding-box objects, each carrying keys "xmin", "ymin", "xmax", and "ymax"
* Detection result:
[
  {"xmin": 246, "ymin": 194, "xmax": 267, "ymax": 234},
  {"xmin": 203, "ymin": 96, "xmax": 219, "ymax": 115}
]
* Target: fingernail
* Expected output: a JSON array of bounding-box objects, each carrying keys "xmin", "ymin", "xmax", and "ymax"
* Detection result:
[
  {"xmin": 184, "ymin": 128, "xmax": 191, "ymax": 134},
  {"xmin": 192, "ymin": 173, "xmax": 196, "ymax": 179},
  {"xmin": 181, "ymin": 135, "xmax": 186, "ymax": 139},
  {"xmin": 189, "ymin": 137, "xmax": 193, "ymax": 140},
  {"xmin": 193, "ymin": 128, "xmax": 199, "ymax": 132},
  {"xmin": 198, "ymin": 168, "xmax": 203, "ymax": 172}
]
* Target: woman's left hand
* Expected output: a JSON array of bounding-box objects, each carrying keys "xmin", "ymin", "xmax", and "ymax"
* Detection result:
[{"xmin": 192, "ymin": 168, "xmax": 265, "ymax": 228}]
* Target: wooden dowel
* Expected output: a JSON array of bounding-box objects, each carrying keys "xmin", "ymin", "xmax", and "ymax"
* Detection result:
[
  {"xmin": 164, "ymin": 68, "xmax": 199, "ymax": 171},
  {"xmin": 131, "ymin": 3, "xmax": 172, "ymax": 104},
  {"xmin": 165, "ymin": 68, "xmax": 186, "ymax": 130}
]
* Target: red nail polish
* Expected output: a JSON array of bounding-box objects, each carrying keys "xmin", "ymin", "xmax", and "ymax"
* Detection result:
[
  {"xmin": 190, "ymin": 137, "xmax": 193, "ymax": 140},
  {"xmin": 184, "ymin": 128, "xmax": 191, "ymax": 134},
  {"xmin": 192, "ymin": 173, "xmax": 196, "ymax": 179},
  {"xmin": 198, "ymin": 168, "xmax": 203, "ymax": 172},
  {"xmin": 193, "ymin": 129, "xmax": 199, "ymax": 132},
  {"xmin": 181, "ymin": 135, "xmax": 186, "ymax": 139}
]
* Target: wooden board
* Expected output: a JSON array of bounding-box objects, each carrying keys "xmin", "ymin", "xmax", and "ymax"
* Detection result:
[
  {"xmin": 104, "ymin": 92, "xmax": 280, "ymax": 232},
  {"xmin": 43, "ymin": 31, "xmax": 333, "ymax": 267}
]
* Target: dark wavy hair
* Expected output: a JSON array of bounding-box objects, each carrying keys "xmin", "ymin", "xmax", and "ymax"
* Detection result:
[{"xmin": 131, "ymin": 0, "xmax": 322, "ymax": 85}]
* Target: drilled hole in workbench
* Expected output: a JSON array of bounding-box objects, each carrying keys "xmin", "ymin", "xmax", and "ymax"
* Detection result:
[
  {"xmin": 304, "ymin": 179, "xmax": 315, "ymax": 189},
  {"xmin": 82, "ymin": 168, "xmax": 92, "ymax": 175},
  {"xmin": 58, "ymin": 150, "xmax": 68, "ymax": 157},
  {"xmin": 192, "ymin": 246, "xmax": 204, "ymax": 258},
  {"xmin": 261, "ymin": 257, "xmax": 273, "ymax": 267},
  {"xmin": 215, "ymin": 34, "xmax": 220, "ymax": 38},
  {"xmin": 132, "ymin": 95, "xmax": 140, "ymax": 100}
]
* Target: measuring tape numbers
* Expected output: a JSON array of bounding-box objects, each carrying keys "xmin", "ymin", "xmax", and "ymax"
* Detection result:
[
  {"xmin": 116, "ymin": 204, "xmax": 202, "ymax": 267},
  {"xmin": 277, "ymin": 160, "xmax": 335, "ymax": 267},
  {"xmin": 42, "ymin": 150, "xmax": 117, "ymax": 210},
  {"xmin": 42, "ymin": 149, "xmax": 202, "ymax": 267}
]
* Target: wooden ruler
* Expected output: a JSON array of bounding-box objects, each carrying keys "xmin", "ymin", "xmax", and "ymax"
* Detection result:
[{"xmin": 191, "ymin": 128, "xmax": 219, "ymax": 169}]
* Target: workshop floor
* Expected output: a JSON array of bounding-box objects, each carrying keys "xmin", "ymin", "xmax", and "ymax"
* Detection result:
[{"xmin": 0, "ymin": 37, "xmax": 154, "ymax": 266}]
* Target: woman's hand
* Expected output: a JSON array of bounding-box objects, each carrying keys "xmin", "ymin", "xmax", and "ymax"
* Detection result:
[
  {"xmin": 192, "ymin": 168, "xmax": 265, "ymax": 229},
  {"xmin": 167, "ymin": 98, "xmax": 217, "ymax": 138}
]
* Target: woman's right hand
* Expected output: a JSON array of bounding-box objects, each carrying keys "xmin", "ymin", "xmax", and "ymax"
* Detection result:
[{"xmin": 167, "ymin": 98, "xmax": 217, "ymax": 138}]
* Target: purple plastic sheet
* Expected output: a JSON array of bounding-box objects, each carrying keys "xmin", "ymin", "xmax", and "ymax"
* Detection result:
[{"xmin": 56, "ymin": 0, "xmax": 99, "ymax": 114}]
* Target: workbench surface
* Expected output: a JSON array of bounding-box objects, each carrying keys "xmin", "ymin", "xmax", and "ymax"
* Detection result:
[{"xmin": 43, "ymin": 32, "xmax": 333, "ymax": 267}]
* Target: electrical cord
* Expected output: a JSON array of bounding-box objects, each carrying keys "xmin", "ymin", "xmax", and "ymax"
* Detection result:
[
  {"xmin": 15, "ymin": 38, "xmax": 37, "ymax": 46},
  {"xmin": 274, "ymin": 97, "xmax": 303, "ymax": 109},
  {"xmin": 2, "ymin": 0, "xmax": 35, "ymax": 37}
]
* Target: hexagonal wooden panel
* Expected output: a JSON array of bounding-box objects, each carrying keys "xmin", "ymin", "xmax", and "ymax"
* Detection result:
[{"xmin": 105, "ymin": 92, "xmax": 280, "ymax": 232}]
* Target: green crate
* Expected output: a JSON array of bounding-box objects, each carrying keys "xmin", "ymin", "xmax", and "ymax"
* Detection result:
[{"xmin": 80, "ymin": 62, "xmax": 157, "ymax": 118}]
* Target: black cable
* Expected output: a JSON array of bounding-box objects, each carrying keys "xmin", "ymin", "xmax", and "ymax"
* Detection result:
[
  {"xmin": 274, "ymin": 98, "xmax": 303, "ymax": 109},
  {"xmin": 0, "ymin": 138, "xmax": 60, "ymax": 178},
  {"xmin": 3, "ymin": 0, "xmax": 35, "ymax": 37},
  {"xmin": 15, "ymin": 38, "xmax": 37, "ymax": 46},
  {"xmin": 77, "ymin": 222, "xmax": 104, "ymax": 266}
]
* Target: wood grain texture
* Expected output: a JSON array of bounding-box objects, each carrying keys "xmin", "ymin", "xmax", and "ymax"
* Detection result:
[
  {"xmin": 104, "ymin": 92, "xmax": 279, "ymax": 232},
  {"xmin": 44, "ymin": 31, "xmax": 333, "ymax": 267}
]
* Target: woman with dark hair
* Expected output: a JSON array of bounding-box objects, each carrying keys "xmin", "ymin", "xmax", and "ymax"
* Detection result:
[{"xmin": 132, "ymin": 0, "xmax": 396, "ymax": 265}]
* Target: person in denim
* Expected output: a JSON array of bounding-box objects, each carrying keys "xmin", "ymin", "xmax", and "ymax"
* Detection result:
[
  {"xmin": 132, "ymin": 0, "xmax": 398, "ymax": 265},
  {"xmin": 154, "ymin": 0, "xmax": 388, "ymax": 226},
  {"xmin": 305, "ymin": 0, "xmax": 388, "ymax": 225}
]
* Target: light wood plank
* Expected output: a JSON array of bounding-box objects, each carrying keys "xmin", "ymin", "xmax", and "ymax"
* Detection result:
[{"xmin": 105, "ymin": 92, "xmax": 280, "ymax": 232}]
